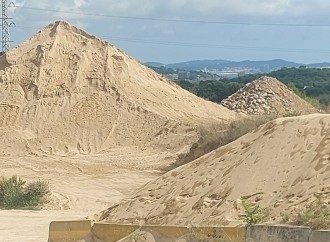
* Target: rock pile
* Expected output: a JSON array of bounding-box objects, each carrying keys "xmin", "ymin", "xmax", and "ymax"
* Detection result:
[{"xmin": 221, "ymin": 76, "xmax": 317, "ymax": 115}]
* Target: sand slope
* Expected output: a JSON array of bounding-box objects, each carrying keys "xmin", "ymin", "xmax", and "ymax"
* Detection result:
[
  {"xmin": 0, "ymin": 21, "xmax": 236, "ymax": 156},
  {"xmin": 100, "ymin": 114, "xmax": 330, "ymax": 226}
]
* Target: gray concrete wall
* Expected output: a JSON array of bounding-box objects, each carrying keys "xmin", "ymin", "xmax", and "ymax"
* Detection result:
[
  {"xmin": 246, "ymin": 225, "xmax": 310, "ymax": 242},
  {"xmin": 309, "ymin": 230, "xmax": 330, "ymax": 242}
]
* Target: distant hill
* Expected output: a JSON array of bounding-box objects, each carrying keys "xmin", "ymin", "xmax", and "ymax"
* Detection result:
[
  {"xmin": 167, "ymin": 59, "xmax": 231, "ymax": 70},
  {"xmin": 306, "ymin": 62, "xmax": 330, "ymax": 68},
  {"xmin": 145, "ymin": 59, "xmax": 330, "ymax": 72},
  {"xmin": 145, "ymin": 59, "xmax": 302, "ymax": 71},
  {"xmin": 144, "ymin": 62, "xmax": 165, "ymax": 68}
]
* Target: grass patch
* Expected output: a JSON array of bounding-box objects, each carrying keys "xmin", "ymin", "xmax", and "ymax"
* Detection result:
[
  {"xmin": 283, "ymin": 198, "xmax": 330, "ymax": 229},
  {"xmin": 0, "ymin": 175, "xmax": 49, "ymax": 209}
]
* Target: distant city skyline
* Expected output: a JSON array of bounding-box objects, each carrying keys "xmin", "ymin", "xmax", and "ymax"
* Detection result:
[{"xmin": 10, "ymin": 0, "xmax": 330, "ymax": 64}]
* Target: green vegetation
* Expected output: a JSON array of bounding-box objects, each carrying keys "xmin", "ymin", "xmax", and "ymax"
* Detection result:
[
  {"xmin": 283, "ymin": 198, "xmax": 330, "ymax": 229},
  {"xmin": 286, "ymin": 83, "xmax": 322, "ymax": 109},
  {"xmin": 177, "ymin": 80, "xmax": 243, "ymax": 103},
  {"xmin": 150, "ymin": 65, "xmax": 330, "ymax": 109},
  {"xmin": 231, "ymin": 67, "xmax": 330, "ymax": 108},
  {"xmin": 241, "ymin": 199, "xmax": 269, "ymax": 225},
  {"xmin": 0, "ymin": 175, "xmax": 49, "ymax": 209}
]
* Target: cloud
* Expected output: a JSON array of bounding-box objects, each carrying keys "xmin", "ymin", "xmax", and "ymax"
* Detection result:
[
  {"xmin": 80, "ymin": 0, "xmax": 330, "ymax": 18},
  {"xmin": 11, "ymin": 0, "xmax": 330, "ymax": 27}
]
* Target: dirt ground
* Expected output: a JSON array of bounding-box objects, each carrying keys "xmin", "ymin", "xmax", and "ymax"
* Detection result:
[{"xmin": 0, "ymin": 147, "xmax": 169, "ymax": 241}]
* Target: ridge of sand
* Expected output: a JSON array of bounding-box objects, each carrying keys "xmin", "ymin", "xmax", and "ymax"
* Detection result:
[
  {"xmin": 99, "ymin": 113, "xmax": 330, "ymax": 226},
  {"xmin": 221, "ymin": 76, "xmax": 318, "ymax": 115},
  {"xmin": 0, "ymin": 21, "xmax": 237, "ymax": 156}
]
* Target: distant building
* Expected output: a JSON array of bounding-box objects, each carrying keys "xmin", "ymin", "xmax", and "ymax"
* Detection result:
[{"xmin": 165, "ymin": 74, "xmax": 179, "ymax": 81}]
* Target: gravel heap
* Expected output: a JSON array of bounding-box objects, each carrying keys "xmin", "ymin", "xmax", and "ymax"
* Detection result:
[{"xmin": 221, "ymin": 76, "xmax": 317, "ymax": 115}]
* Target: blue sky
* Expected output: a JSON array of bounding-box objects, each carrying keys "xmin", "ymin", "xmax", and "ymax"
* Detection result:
[{"xmin": 9, "ymin": 0, "xmax": 330, "ymax": 64}]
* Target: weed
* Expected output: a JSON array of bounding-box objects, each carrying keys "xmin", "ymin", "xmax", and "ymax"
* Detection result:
[
  {"xmin": 289, "ymin": 198, "xmax": 330, "ymax": 229},
  {"xmin": 241, "ymin": 199, "xmax": 269, "ymax": 225},
  {"xmin": 0, "ymin": 175, "xmax": 49, "ymax": 209}
]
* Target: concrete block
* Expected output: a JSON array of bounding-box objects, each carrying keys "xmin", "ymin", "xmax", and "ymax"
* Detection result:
[
  {"xmin": 191, "ymin": 227, "xmax": 245, "ymax": 242},
  {"xmin": 246, "ymin": 225, "xmax": 310, "ymax": 242},
  {"xmin": 48, "ymin": 219, "xmax": 92, "ymax": 242},
  {"xmin": 92, "ymin": 223, "xmax": 139, "ymax": 242},
  {"xmin": 309, "ymin": 230, "xmax": 330, "ymax": 242},
  {"xmin": 140, "ymin": 225, "xmax": 190, "ymax": 241}
]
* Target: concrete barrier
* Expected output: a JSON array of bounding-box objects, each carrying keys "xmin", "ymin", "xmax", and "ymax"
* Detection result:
[
  {"xmin": 309, "ymin": 230, "xmax": 330, "ymax": 242},
  {"xmin": 48, "ymin": 220, "xmax": 92, "ymax": 242},
  {"xmin": 92, "ymin": 224, "xmax": 245, "ymax": 242},
  {"xmin": 191, "ymin": 227, "xmax": 245, "ymax": 242},
  {"xmin": 48, "ymin": 220, "xmax": 330, "ymax": 242},
  {"xmin": 140, "ymin": 225, "xmax": 190, "ymax": 241},
  {"xmin": 92, "ymin": 223, "xmax": 139, "ymax": 242},
  {"xmin": 246, "ymin": 225, "xmax": 310, "ymax": 242},
  {"xmin": 92, "ymin": 224, "xmax": 190, "ymax": 242}
]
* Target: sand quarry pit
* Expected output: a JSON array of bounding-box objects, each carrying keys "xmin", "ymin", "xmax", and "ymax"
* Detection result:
[
  {"xmin": 0, "ymin": 150, "xmax": 163, "ymax": 241},
  {"xmin": 0, "ymin": 21, "xmax": 326, "ymax": 242},
  {"xmin": 0, "ymin": 21, "xmax": 238, "ymax": 241}
]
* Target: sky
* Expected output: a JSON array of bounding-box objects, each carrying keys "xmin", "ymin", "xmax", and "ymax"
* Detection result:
[{"xmin": 7, "ymin": 0, "xmax": 330, "ymax": 64}]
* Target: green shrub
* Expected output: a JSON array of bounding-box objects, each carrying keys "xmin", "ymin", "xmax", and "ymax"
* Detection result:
[
  {"xmin": 282, "ymin": 111, "xmax": 302, "ymax": 117},
  {"xmin": 0, "ymin": 175, "xmax": 49, "ymax": 209},
  {"xmin": 288, "ymin": 198, "xmax": 330, "ymax": 229},
  {"xmin": 241, "ymin": 199, "xmax": 269, "ymax": 225}
]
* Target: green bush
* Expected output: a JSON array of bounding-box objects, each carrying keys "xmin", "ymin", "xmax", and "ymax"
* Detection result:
[
  {"xmin": 0, "ymin": 175, "xmax": 49, "ymax": 209},
  {"xmin": 241, "ymin": 199, "xmax": 269, "ymax": 225}
]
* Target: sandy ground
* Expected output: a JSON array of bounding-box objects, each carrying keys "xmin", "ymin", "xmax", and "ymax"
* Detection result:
[{"xmin": 0, "ymin": 148, "xmax": 169, "ymax": 242}]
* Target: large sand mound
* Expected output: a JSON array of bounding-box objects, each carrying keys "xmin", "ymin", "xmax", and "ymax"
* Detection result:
[
  {"xmin": 99, "ymin": 114, "xmax": 330, "ymax": 226},
  {"xmin": 0, "ymin": 21, "xmax": 236, "ymax": 156},
  {"xmin": 221, "ymin": 76, "xmax": 318, "ymax": 115},
  {"xmin": 0, "ymin": 21, "xmax": 239, "ymax": 241}
]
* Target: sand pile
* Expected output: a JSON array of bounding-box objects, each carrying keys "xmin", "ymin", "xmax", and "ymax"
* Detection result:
[
  {"xmin": 0, "ymin": 21, "xmax": 236, "ymax": 156},
  {"xmin": 221, "ymin": 76, "xmax": 318, "ymax": 115},
  {"xmin": 99, "ymin": 114, "xmax": 330, "ymax": 226}
]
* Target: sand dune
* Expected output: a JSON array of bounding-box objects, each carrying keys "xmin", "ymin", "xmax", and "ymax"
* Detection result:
[{"xmin": 100, "ymin": 114, "xmax": 330, "ymax": 226}]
